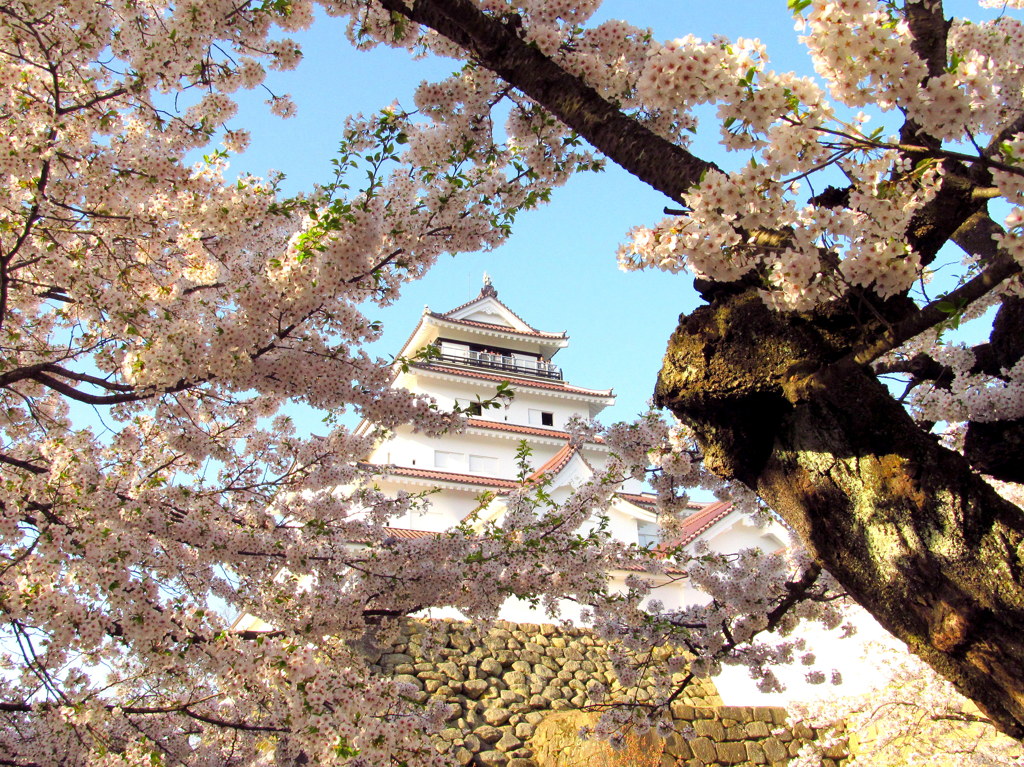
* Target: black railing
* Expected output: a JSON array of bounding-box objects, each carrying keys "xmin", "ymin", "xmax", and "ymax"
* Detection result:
[{"xmin": 435, "ymin": 351, "xmax": 562, "ymax": 380}]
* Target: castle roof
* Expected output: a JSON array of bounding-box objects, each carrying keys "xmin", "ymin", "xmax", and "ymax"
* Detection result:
[
  {"xmin": 661, "ymin": 501, "xmax": 735, "ymax": 548},
  {"xmin": 411, "ymin": 364, "xmax": 613, "ymax": 400},
  {"xmin": 359, "ymin": 463, "xmax": 520, "ymax": 490}
]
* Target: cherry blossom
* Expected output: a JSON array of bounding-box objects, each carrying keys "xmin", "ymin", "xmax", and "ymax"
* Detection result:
[{"xmin": 3, "ymin": 0, "xmax": 1024, "ymax": 763}]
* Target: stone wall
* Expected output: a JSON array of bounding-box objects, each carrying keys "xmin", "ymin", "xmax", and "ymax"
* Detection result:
[{"xmin": 371, "ymin": 619, "xmax": 845, "ymax": 767}]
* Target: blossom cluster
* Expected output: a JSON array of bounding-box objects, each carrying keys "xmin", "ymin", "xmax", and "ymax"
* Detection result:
[{"xmin": 4, "ymin": 0, "xmax": 1024, "ymax": 763}]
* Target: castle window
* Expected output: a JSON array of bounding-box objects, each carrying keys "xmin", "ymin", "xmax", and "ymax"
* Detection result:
[
  {"xmin": 455, "ymin": 398, "xmax": 484, "ymax": 417},
  {"xmin": 468, "ymin": 455, "xmax": 499, "ymax": 474},
  {"xmin": 637, "ymin": 521, "xmax": 660, "ymax": 548},
  {"xmin": 528, "ymin": 409, "xmax": 555, "ymax": 427},
  {"xmin": 434, "ymin": 451, "xmax": 466, "ymax": 470}
]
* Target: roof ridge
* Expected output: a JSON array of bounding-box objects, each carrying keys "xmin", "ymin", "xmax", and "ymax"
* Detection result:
[
  {"xmin": 430, "ymin": 313, "xmax": 566, "ymax": 339},
  {"xmin": 527, "ymin": 442, "xmax": 577, "ymax": 482},
  {"xmin": 616, "ymin": 492, "xmax": 706, "ymax": 511},
  {"xmin": 667, "ymin": 502, "xmax": 734, "ymax": 548},
  {"xmin": 440, "ymin": 289, "xmax": 540, "ymax": 333}
]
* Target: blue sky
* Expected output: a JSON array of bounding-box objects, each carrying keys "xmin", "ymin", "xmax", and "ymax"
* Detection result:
[{"xmin": 224, "ymin": 0, "xmax": 1004, "ymax": 426}]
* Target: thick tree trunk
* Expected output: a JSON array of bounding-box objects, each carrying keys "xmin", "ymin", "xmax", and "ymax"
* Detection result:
[{"xmin": 655, "ymin": 291, "xmax": 1024, "ymax": 738}]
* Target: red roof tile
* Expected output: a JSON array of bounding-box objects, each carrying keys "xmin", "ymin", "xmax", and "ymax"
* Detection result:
[
  {"xmin": 466, "ymin": 418, "xmax": 570, "ymax": 439},
  {"xmin": 616, "ymin": 492, "xmax": 704, "ymax": 511},
  {"xmin": 527, "ymin": 443, "xmax": 576, "ymax": 482},
  {"xmin": 383, "ymin": 527, "xmax": 434, "ymax": 539},
  {"xmin": 361, "ymin": 463, "xmax": 519, "ymax": 490},
  {"xmin": 664, "ymin": 502, "xmax": 734, "ymax": 548},
  {"xmin": 416, "ymin": 364, "xmax": 613, "ymax": 398},
  {"xmin": 464, "ymin": 418, "xmax": 606, "ymax": 444},
  {"xmin": 430, "ymin": 313, "xmax": 566, "ymax": 339},
  {"xmin": 345, "ymin": 527, "xmax": 437, "ymax": 544}
]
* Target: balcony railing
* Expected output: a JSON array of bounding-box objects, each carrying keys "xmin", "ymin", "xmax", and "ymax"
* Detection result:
[{"xmin": 435, "ymin": 350, "xmax": 563, "ymax": 380}]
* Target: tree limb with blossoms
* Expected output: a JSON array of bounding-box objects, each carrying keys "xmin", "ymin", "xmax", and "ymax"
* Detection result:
[
  {"xmin": 0, "ymin": 0, "xmax": 850, "ymax": 762},
  {"xmin": 4, "ymin": 0, "xmax": 1024, "ymax": 763},
  {"xmin": 335, "ymin": 0, "xmax": 1024, "ymax": 743},
  {"xmin": 0, "ymin": 0, "xmax": 635, "ymax": 762}
]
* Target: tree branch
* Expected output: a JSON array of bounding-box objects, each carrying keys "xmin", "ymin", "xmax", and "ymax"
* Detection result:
[{"xmin": 376, "ymin": 0, "xmax": 716, "ymax": 202}]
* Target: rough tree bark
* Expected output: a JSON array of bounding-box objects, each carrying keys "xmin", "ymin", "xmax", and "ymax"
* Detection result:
[
  {"xmin": 653, "ymin": 292, "xmax": 1024, "ymax": 738},
  {"xmin": 380, "ymin": 0, "xmax": 1024, "ymax": 738}
]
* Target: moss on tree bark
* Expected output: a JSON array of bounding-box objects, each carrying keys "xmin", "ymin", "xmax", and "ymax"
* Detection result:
[{"xmin": 656, "ymin": 290, "xmax": 1024, "ymax": 738}]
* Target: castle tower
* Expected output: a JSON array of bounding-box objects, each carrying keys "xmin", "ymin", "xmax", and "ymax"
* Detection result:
[{"xmin": 357, "ymin": 278, "xmax": 668, "ymax": 537}]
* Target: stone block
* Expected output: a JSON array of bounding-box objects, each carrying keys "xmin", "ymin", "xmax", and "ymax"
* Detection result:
[
  {"xmin": 823, "ymin": 741, "xmax": 847, "ymax": 759},
  {"xmin": 495, "ymin": 731, "xmax": 522, "ymax": 753},
  {"xmin": 504, "ymin": 671, "xmax": 528, "ymax": 687},
  {"xmin": 480, "ymin": 658, "xmax": 503, "ymax": 676},
  {"xmin": 745, "ymin": 741, "xmax": 767, "ymax": 764},
  {"xmin": 475, "ymin": 725, "xmax": 503, "ymax": 744},
  {"xmin": 670, "ymin": 703, "xmax": 696, "ymax": 721},
  {"xmin": 665, "ymin": 734, "xmax": 692, "ymax": 759},
  {"xmin": 717, "ymin": 706, "xmax": 751, "ymax": 722},
  {"xmin": 394, "ymin": 674, "xmax": 423, "ymax": 690},
  {"xmin": 463, "ymin": 679, "xmax": 489, "ymax": 699},
  {"xmin": 744, "ymin": 721, "xmax": 771, "ymax": 738},
  {"xmin": 439, "ymin": 661, "xmax": 464, "ymax": 681},
  {"xmin": 380, "ymin": 653, "xmax": 414, "ymax": 670},
  {"xmin": 769, "ymin": 708, "xmax": 788, "ymax": 726},
  {"xmin": 689, "ymin": 736, "xmax": 717, "ymax": 763},
  {"xmin": 483, "ymin": 707, "xmax": 512, "ymax": 726},
  {"xmin": 792, "ymin": 723, "xmax": 814, "ymax": 740},
  {"xmin": 692, "ymin": 718, "xmax": 725, "ymax": 741},
  {"xmin": 514, "ymin": 722, "xmax": 535, "ymax": 740},
  {"xmin": 715, "ymin": 741, "xmax": 747, "ymax": 764},
  {"xmin": 476, "ymin": 750, "xmax": 508, "ymax": 766}
]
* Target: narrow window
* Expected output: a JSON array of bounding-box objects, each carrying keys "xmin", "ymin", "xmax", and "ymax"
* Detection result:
[{"xmin": 528, "ymin": 409, "xmax": 556, "ymax": 427}]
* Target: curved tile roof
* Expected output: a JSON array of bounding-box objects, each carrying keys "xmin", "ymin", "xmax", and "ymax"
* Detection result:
[{"xmin": 415, "ymin": 364, "xmax": 613, "ymax": 398}]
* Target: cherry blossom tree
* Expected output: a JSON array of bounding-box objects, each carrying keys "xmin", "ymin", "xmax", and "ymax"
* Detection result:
[
  {"xmin": 3, "ymin": 0, "xmax": 1024, "ymax": 763},
  {"xmin": 359, "ymin": 0, "xmax": 1024, "ymax": 742},
  {"xmin": 788, "ymin": 639, "xmax": 1024, "ymax": 765}
]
